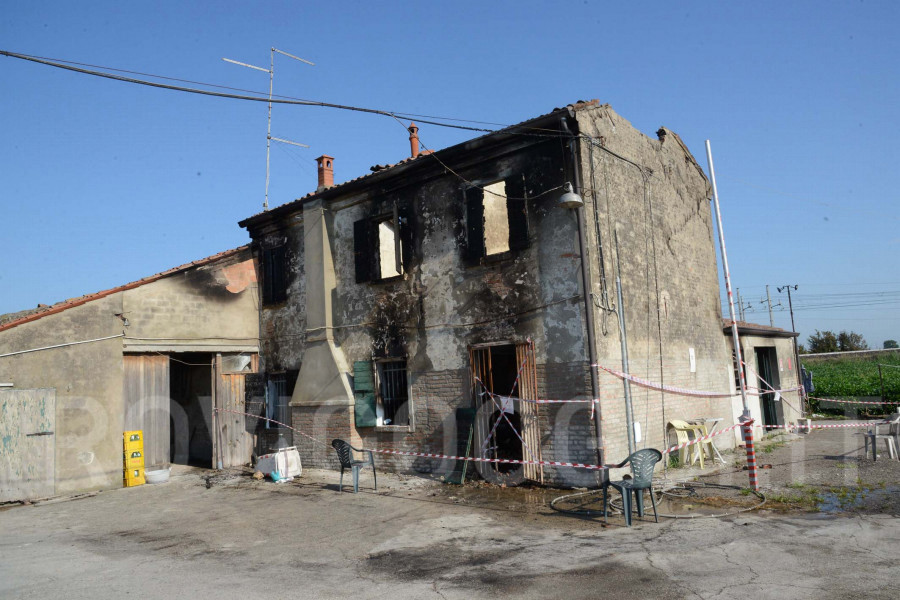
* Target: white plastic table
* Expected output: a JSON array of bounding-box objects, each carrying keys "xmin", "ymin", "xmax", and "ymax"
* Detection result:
[{"xmin": 688, "ymin": 417, "xmax": 726, "ymax": 464}]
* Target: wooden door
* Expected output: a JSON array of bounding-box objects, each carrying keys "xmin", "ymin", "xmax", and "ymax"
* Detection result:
[
  {"xmin": 213, "ymin": 353, "xmax": 258, "ymax": 468},
  {"xmin": 0, "ymin": 389, "xmax": 56, "ymax": 502},
  {"xmin": 123, "ymin": 355, "xmax": 170, "ymax": 468}
]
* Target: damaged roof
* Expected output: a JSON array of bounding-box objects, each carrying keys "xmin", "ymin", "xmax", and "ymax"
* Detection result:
[
  {"xmin": 239, "ymin": 100, "xmax": 603, "ymax": 229},
  {"xmin": 0, "ymin": 246, "xmax": 251, "ymax": 333}
]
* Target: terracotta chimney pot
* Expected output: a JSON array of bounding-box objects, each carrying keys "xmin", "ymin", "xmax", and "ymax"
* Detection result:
[
  {"xmin": 408, "ymin": 123, "xmax": 419, "ymax": 158},
  {"xmin": 316, "ymin": 155, "xmax": 334, "ymax": 191}
]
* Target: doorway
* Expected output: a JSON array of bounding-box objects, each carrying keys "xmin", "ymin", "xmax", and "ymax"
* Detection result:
[
  {"xmin": 169, "ymin": 352, "xmax": 214, "ymax": 468},
  {"xmin": 470, "ymin": 342, "xmax": 542, "ymax": 484},
  {"xmin": 754, "ymin": 347, "xmax": 782, "ymax": 431}
]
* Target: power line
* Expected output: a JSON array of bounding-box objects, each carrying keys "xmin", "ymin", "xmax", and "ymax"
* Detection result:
[{"xmin": 0, "ymin": 50, "xmax": 569, "ymax": 138}]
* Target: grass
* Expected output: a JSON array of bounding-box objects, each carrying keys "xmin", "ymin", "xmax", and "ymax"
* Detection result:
[{"xmin": 760, "ymin": 440, "xmax": 787, "ymax": 454}]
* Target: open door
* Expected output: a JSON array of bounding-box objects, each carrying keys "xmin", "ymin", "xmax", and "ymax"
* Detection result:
[
  {"xmin": 470, "ymin": 342, "xmax": 543, "ymax": 484},
  {"xmin": 123, "ymin": 354, "xmax": 170, "ymax": 469},
  {"xmin": 213, "ymin": 353, "xmax": 259, "ymax": 468},
  {"xmin": 755, "ymin": 347, "xmax": 782, "ymax": 431}
]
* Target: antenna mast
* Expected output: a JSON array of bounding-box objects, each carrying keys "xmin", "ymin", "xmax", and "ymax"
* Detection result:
[{"xmin": 223, "ymin": 47, "xmax": 314, "ymax": 210}]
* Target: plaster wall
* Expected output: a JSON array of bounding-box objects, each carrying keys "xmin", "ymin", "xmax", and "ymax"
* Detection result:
[{"xmin": 0, "ymin": 296, "xmax": 126, "ymax": 493}]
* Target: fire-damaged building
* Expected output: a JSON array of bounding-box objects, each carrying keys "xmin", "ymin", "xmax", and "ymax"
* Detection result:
[{"xmin": 239, "ymin": 100, "xmax": 743, "ymax": 487}]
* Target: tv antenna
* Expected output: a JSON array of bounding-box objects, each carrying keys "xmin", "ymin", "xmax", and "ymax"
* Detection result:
[{"xmin": 223, "ymin": 47, "xmax": 314, "ymax": 210}]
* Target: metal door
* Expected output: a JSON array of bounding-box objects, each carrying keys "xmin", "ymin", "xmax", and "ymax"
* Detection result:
[{"xmin": 0, "ymin": 389, "xmax": 55, "ymax": 502}]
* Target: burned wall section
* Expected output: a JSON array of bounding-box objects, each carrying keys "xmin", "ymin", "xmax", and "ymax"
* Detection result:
[
  {"xmin": 254, "ymin": 225, "xmax": 306, "ymax": 374},
  {"xmin": 574, "ymin": 105, "xmax": 735, "ymax": 464},
  {"xmin": 326, "ymin": 134, "xmax": 596, "ymax": 485}
]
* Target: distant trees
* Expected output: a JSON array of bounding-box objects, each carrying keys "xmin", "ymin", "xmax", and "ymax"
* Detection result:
[
  {"xmin": 885, "ymin": 340, "xmax": 899, "ymax": 349},
  {"xmin": 806, "ymin": 330, "xmax": 869, "ymax": 353}
]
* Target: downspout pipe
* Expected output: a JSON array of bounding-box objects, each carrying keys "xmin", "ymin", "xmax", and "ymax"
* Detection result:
[{"xmin": 561, "ymin": 113, "xmax": 604, "ymax": 468}]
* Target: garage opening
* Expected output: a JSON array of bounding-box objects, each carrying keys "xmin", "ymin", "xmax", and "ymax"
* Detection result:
[{"xmin": 169, "ymin": 352, "xmax": 214, "ymax": 468}]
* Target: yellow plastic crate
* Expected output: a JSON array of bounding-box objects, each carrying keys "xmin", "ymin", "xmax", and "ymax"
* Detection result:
[
  {"xmin": 124, "ymin": 450, "xmax": 145, "ymax": 469},
  {"xmin": 123, "ymin": 430, "xmax": 144, "ymax": 452},
  {"xmin": 123, "ymin": 467, "xmax": 145, "ymax": 486}
]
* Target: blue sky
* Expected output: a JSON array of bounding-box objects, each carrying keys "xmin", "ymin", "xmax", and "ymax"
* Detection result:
[{"xmin": 2, "ymin": 1, "xmax": 898, "ymax": 347}]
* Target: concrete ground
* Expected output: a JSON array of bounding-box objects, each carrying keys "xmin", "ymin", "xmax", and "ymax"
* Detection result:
[{"xmin": 1, "ymin": 423, "xmax": 898, "ymax": 599}]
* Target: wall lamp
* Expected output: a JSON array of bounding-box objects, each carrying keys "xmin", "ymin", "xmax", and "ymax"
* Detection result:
[{"xmin": 557, "ymin": 182, "xmax": 584, "ymax": 209}]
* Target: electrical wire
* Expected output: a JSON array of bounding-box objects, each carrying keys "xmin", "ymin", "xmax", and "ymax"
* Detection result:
[{"xmin": 0, "ymin": 50, "xmax": 571, "ymax": 139}]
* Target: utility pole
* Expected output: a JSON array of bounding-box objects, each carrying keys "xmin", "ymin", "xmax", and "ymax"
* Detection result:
[
  {"xmin": 737, "ymin": 288, "xmax": 745, "ymax": 321},
  {"xmin": 766, "ymin": 285, "xmax": 774, "ymax": 327},
  {"xmin": 224, "ymin": 47, "xmax": 314, "ymax": 211},
  {"xmin": 706, "ymin": 140, "xmax": 757, "ymax": 491},
  {"xmin": 777, "ymin": 284, "xmax": 803, "ymax": 409}
]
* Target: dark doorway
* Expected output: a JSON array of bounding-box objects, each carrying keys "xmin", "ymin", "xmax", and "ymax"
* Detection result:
[
  {"xmin": 169, "ymin": 353, "xmax": 214, "ymax": 468},
  {"xmin": 471, "ymin": 344, "xmax": 524, "ymax": 476},
  {"xmin": 755, "ymin": 347, "xmax": 782, "ymax": 431}
]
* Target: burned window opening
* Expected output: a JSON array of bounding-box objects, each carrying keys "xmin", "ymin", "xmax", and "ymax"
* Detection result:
[
  {"xmin": 376, "ymin": 359, "xmax": 409, "ymax": 426},
  {"xmin": 464, "ymin": 174, "xmax": 529, "ymax": 265},
  {"xmin": 266, "ymin": 370, "xmax": 297, "ymax": 429},
  {"xmin": 354, "ymin": 203, "xmax": 412, "ymax": 284},
  {"xmin": 261, "ymin": 245, "xmax": 288, "ymax": 305}
]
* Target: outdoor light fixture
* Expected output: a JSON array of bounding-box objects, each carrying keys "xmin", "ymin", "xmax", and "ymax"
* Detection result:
[{"xmin": 557, "ymin": 182, "xmax": 584, "ymax": 209}]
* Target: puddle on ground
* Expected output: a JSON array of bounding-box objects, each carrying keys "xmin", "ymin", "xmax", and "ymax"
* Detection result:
[{"xmin": 818, "ymin": 486, "xmax": 898, "ymax": 513}]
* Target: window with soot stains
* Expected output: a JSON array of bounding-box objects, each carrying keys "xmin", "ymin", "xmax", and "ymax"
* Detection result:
[
  {"xmin": 261, "ymin": 245, "xmax": 288, "ymax": 305},
  {"xmin": 464, "ymin": 174, "xmax": 528, "ymax": 264},
  {"xmin": 376, "ymin": 359, "xmax": 409, "ymax": 426},
  {"xmin": 354, "ymin": 204, "xmax": 413, "ymax": 283}
]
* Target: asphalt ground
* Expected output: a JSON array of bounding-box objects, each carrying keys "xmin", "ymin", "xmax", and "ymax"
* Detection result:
[{"xmin": 1, "ymin": 422, "xmax": 897, "ymax": 599}]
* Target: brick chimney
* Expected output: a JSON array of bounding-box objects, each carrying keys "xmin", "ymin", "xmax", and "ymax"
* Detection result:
[
  {"xmin": 408, "ymin": 123, "xmax": 419, "ymax": 158},
  {"xmin": 316, "ymin": 155, "xmax": 334, "ymax": 191}
]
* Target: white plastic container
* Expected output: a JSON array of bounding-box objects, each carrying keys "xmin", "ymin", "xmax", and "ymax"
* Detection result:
[
  {"xmin": 145, "ymin": 467, "xmax": 171, "ymax": 484},
  {"xmin": 256, "ymin": 447, "xmax": 302, "ymax": 479}
]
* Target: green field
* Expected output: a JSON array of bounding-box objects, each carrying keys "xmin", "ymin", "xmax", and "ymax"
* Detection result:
[{"xmin": 802, "ymin": 353, "xmax": 900, "ymax": 414}]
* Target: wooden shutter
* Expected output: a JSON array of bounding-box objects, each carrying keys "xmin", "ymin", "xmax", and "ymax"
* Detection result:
[
  {"xmin": 464, "ymin": 186, "xmax": 485, "ymax": 264},
  {"xmin": 271, "ymin": 246, "xmax": 286, "ymax": 303},
  {"xmin": 398, "ymin": 202, "xmax": 415, "ymax": 272},
  {"xmin": 353, "ymin": 360, "xmax": 377, "ymax": 427},
  {"xmin": 506, "ymin": 174, "xmax": 529, "ymax": 251},
  {"xmin": 354, "ymin": 219, "xmax": 374, "ymax": 283}
]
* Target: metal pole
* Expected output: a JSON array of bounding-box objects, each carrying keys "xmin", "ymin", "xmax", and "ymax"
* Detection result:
[
  {"xmin": 264, "ymin": 48, "xmax": 274, "ymax": 211},
  {"xmin": 705, "ymin": 140, "xmax": 756, "ymax": 490},
  {"xmin": 737, "ymin": 289, "xmax": 745, "ymax": 321},
  {"xmin": 766, "ymin": 285, "xmax": 774, "ymax": 327},
  {"xmin": 614, "ymin": 230, "xmax": 635, "ymax": 456},
  {"xmin": 783, "ymin": 285, "xmax": 803, "ymax": 410}
]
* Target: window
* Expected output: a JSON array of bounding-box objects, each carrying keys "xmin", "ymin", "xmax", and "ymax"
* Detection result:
[
  {"xmin": 262, "ymin": 245, "xmax": 288, "ymax": 305},
  {"xmin": 352, "ymin": 359, "xmax": 410, "ymax": 428},
  {"xmin": 354, "ymin": 203, "xmax": 412, "ymax": 283},
  {"xmin": 376, "ymin": 359, "xmax": 409, "ymax": 426},
  {"xmin": 465, "ymin": 174, "xmax": 528, "ymax": 264},
  {"xmin": 266, "ymin": 371, "xmax": 297, "ymax": 429}
]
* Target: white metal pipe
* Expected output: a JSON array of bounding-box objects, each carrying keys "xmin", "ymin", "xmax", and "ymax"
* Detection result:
[
  {"xmin": 0, "ymin": 333, "xmax": 125, "ymax": 358},
  {"xmin": 705, "ymin": 140, "xmax": 750, "ymax": 417}
]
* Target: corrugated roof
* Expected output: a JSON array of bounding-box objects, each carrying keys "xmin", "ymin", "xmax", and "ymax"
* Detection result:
[
  {"xmin": 239, "ymin": 100, "xmax": 602, "ymax": 228},
  {"xmin": 0, "ymin": 246, "xmax": 251, "ymax": 333}
]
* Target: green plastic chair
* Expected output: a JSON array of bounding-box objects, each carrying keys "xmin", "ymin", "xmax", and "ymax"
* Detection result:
[
  {"xmin": 332, "ymin": 439, "xmax": 377, "ymax": 493},
  {"xmin": 603, "ymin": 448, "xmax": 662, "ymax": 526}
]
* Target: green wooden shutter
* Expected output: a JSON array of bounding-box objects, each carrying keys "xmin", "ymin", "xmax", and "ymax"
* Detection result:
[{"xmin": 353, "ymin": 361, "xmax": 377, "ymax": 427}]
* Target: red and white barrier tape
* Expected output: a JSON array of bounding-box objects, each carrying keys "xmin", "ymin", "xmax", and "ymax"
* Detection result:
[
  {"xmin": 755, "ymin": 420, "xmax": 889, "ymax": 431},
  {"xmin": 595, "ymin": 364, "xmax": 736, "ymax": 398},
  {"xmin": 809, "ymin": 396, "xmax": 900, "ymax": 406}
]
